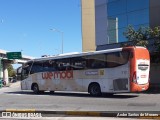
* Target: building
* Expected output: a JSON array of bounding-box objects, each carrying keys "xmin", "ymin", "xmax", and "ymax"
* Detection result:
[
  {"xmin": 81, "ymin": 0, "xmax": 160, "ymax": 51},
  {"xmin": 81, "ymin": 0, "xmax": 96, "ymax": 52},
  {"xmin": 0, "ymin": 49, "xmax": 33, "ymax": 85}
]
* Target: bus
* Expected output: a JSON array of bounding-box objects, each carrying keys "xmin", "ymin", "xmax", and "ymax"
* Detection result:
[{"xmin": 20, "ymin": 46, "xmax": 150, "ymax": 96}]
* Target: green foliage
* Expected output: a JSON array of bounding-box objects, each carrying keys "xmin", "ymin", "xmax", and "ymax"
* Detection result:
[
  {"xmin": 123, "ymin": 25, "xmax": 150, "ymax": 47},
  {"xmin": 123, "ymin": 25, "xmax": 160, "ymax": 63},
  {"xmin": 151, "ymin": 26, "xmax": 160, "ymax": 38},
  {"xmin": 123, "ymin": 25, "xmax": 160, "ymax": 48},
  {"xmin": 7, "ymin": 64, "xmax": 16, "ymax": 77},
  {"xmin": 152, "ymin": 26, "xmax": 160, "ymax": 52}
]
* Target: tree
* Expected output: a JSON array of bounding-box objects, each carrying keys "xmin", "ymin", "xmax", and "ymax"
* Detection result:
[
  {"xmin": 123, "ymin": 25, "xmax": 160, "ymax": 63},
  {"xmin": 123, "ymin": 25, "xmax": 150, "ymax": 47},
  {"xmin": 151, "ymin": 26, "xmax": 160, "ymax": 52},
  {"xmin": 7, "ymin": 64, "xmax": 16, "ymax": 77},
  {"xmin": 123, "ymin": 25, "xmax": 160, "ymax": 47}
]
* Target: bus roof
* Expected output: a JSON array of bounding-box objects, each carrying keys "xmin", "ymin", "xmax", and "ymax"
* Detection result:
[
  {"xmin": 26, "ymin": 46, "xmax": 146, "ymax": 62},
  {"xmin": 30, "ymin": 48, "xmax": 122, "ymax": 62}
]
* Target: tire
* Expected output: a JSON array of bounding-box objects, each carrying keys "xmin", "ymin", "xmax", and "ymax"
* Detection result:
[
  {"xmin": 50, "ymin": 91, "xmax": 55, "ymax": 94},
  {"xmin": 89, "ymin": 83, "xmax": 102, "ymax": 96},
  {"xmin": 2, "ymin": 80, "xmax": 6, "ymax": 86},
  {"xmin": 39, "ymin": 91, "xmax": 45, "ymax": 94},
  {"xmin": 105, "ymin": 93, "xmax": 114, "ymax": 97},
  {"xmin": 32, "ymin": 84, "xmax": 39, "ymax": 94}
]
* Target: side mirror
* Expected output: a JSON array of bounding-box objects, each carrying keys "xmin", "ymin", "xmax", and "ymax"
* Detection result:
[{"xmin": 17, "ymin": 66, "xmax": 22, "ymax": 75}]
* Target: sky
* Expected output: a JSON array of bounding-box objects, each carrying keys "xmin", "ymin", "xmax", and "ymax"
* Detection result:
[{"xmin": 0, "ymin": 0, "xmax": 82, "ymax": 58}]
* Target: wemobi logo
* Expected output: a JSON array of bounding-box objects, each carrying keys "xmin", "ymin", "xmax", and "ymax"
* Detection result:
[{"xmin": 42, "ymin": 70, "xmax": 73, "ymax": 80}]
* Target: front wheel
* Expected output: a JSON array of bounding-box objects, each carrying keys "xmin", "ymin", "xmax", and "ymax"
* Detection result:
[
  {"xmin": 105, "ymin": 93, "xmax": 114, "ymax": 97},
  {"xmin": 32, "ymin": 84, "xmax": 39, "ymax": 94},
  {"xmin": 50, "ymin": 91, "xmax": 55, "ymax": 94},
  {"xmin": 89, "ymin": 83, "xmax": 102, "ymax": 96}
]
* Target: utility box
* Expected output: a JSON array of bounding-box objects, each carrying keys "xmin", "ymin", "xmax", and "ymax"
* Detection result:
[
  {"xmin": 0, "ymin": 58, "xmax": 2, "ymax": 88},
  {"xmin": 0, "ymin": 79, "xmax": 2, "ymax": 88}
]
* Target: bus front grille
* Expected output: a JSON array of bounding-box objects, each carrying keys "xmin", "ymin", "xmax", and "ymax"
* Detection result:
[{"xmin": 113, "ymin": 78, "xmax": 128, "ymax": 91}]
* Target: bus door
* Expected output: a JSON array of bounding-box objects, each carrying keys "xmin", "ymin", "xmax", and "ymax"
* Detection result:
[{"xmin": 21, "ymin": 61, "xmax": 33, "ymax": 90}]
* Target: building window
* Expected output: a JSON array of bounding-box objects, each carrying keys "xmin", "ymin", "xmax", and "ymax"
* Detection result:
[
  {"xmin": 127, "ymin": 0, "xmax": 149, "ymax": 12},
  {"xmin": 127, "ymin": 9, "xmax": 149, "ymax": 26},
  {"xmin": 107, "ymin": 0, "xmax": 127, "ymax": 16},
  {"xmin": 105, "ymin": 0, "xmax": 149, "ymax": 43}
]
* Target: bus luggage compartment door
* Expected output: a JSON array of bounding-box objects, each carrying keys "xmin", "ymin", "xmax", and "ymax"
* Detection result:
[{"xmin": 113, "ymin": 78, "xmax": 129, "ymax": 92}]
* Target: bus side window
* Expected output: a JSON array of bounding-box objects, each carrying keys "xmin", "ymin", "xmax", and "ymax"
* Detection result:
[
  {"xmin": 43, "ymin": 60, "xmax": 56, "ymax": 72},
  {"xmin": 23, "ymin": 64, "xmax": 31, "ymax": 75},
  {"xmin": 87, "ymin": 54, "xmax": 106, "ymax": 69},
  {"xmin": 21, "ymin": 63, "xmax": 32, "ymax": 80},
  {"xmin": 105, "ymin": 51, "xmax": 130, "ymax": 68},
  {"xmin": 57, "ymin": 58, "xmax": 70, "ymax": 71},
  {"xmin": 70, "ymin": 57, "xmax": 86, "ymax": 70},
  {"xmin": 52, "ymin": 61, "xmax": 59, "ymax": 71}
]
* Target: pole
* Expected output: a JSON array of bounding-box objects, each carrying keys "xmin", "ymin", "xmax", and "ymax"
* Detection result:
[{"xmin": 61, "ymin": 32, "xmax": 63, "ymax": 54}]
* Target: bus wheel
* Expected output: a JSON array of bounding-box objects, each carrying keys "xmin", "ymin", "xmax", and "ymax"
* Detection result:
[
  {"xmin": 105, "ymin": 93, "xmax": 114, "ymax": 97},
  {"xmin": 89, "ymin": 83, "xmax": 101, "ymax": 96},
  {"xmin": 32, "ymin": 84, "xmax": 39, "ymax": 94}
]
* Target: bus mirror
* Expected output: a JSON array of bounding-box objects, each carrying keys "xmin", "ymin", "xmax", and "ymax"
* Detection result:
[
  {"xmin": 23, "ymin": 65, "xmax": 29, "ymax": 68},
  {"xmin": 17, "ymin": 67, "xmax": 22, "ymax": 75}
]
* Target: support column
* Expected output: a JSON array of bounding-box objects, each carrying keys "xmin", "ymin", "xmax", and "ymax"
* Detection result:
[
  {"xmin": 3, "ymin": 62, "xmax": 9, "ymax": 85},
  {"xmin": 0, "ymin": 58, "xmax": 3, "ymax": 80}
]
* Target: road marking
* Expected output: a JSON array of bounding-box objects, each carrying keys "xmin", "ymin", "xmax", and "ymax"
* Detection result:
[{"xmin": 6, "ymin": 109, "xmax": 36, "ymax": 112}]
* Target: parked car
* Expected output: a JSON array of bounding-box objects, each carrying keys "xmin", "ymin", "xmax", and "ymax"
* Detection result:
[{"xmin": 9, "ymin": 77, "xmax": 17, "ymax": 83}]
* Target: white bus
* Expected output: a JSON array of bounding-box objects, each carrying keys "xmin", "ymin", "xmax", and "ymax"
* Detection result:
[{"xmin": 21, "ymin": 46, "xmax": 150, "ymax": 96}]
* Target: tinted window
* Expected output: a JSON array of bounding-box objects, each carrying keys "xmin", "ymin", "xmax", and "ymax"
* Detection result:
[
  {"xmin": 108, "ymin": 15, "xmax": 127, "ymax": 29},
  {"xmin": 108, "ymin": 0, "xmax": 119, "ymax": 3},
  {"xmin": 127, "ymin": 0, "xmax": 149, "ymax": 12},
  {"xmin": 21, "ymin": 61, "xmax": 33, "ymax": 80},
  {"xmin": 85, "ymin": 51, "xmax": 129, "ymax": 69},
  {"xmin": 27, "ymin": 51, "xmax": 130, "ymax": 74},
  {"xmin": 105, "ymin": 0, "xmax": 150, "ymax": 43},
  {"xmin": 43, "ymin": 60, "xmax": 57, "ymax": 71},
  {"xmin": 107, "ymin": 0, "xmax": 127, "ymax": 16},
  {"xmin": 86, "ymin": 54, "xmax": 106, "ymax": 69},
  {"xmin": 22, "ymin": 62, "xmax": 33, "ymax": 75},
  {"xmin": 127, "ymin": 9, "xmax": 149, "ymax": 26},
  {"xmin": 70, "ymin": 57, "xmax": 86, "ymax": 70},
  {"xmin": 56, "ymin": 58, "xmax": 70, "ymax": 71},
  {"xmin": 30, "ymin": 60, "xmax": 57, "ymax": 74},
  {"xmin": 30, "ymin": 61, "xmax": 43, "ymax": 74},
  {"xmin": 118, "ymin": 28, "xmax": 128, "ymax": 42},
  {"xmin": 106, "ymin": 51, "xmax": 129, "ymax": 68}
]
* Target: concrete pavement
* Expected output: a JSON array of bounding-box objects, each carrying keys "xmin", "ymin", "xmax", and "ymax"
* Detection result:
[{"xmin": 0, "ymin": 82, "xmax": 154, "ymax": 120}]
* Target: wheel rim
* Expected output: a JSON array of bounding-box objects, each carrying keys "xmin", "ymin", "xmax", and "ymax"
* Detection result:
[
  {"xmin": 92, "ymin": 86, "xmax": 99, "ymax": 94},
  {"xmin": 90, "ymin": 84, "xmax": 101, "ymax": 96},
  {"xmin": 33, "ymin": 85, "xmax": 39, "ymax": 93}
]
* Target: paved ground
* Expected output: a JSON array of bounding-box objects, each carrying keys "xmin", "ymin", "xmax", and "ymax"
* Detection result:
[{"xmin": 0, "ymin": 82, "xmax": 154, "ymax": 120}]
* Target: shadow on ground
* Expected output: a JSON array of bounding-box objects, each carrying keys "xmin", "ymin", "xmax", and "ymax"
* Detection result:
[
  {"xmin": 5, "ymin": 91, "xmax": 139, "ymax": 99},
  {"xmin": 142, "ymin": 86, "xmax": 160, "ymax": 94}
]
